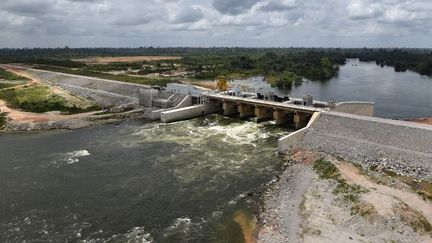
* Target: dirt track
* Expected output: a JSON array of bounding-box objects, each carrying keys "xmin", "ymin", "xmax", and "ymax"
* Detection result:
[
  {"xmin": 0, "ymin": 100, "xmax": 98, "ymax": 123},
  {"xmin": 0, "ymin": 65, "xmax": 99, "ymax": 125},
  {"xmin": 73, "ymin": 56, "xmax": 182, "ymax": 64}
]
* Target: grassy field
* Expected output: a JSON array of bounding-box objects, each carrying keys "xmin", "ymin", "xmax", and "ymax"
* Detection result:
[
  {"xmin": 0, "ymin": 83, "xmax": 18, "ymax": 89},
  {"xmin": 0, "ymin": 67, "xmax": 30, "ymax": 81},
  {"xmin": 0, "ymin": 67, "xmax": 30, "ymax": 90},
  {"xmin": 73, "ymin": 55, "xmax": 182, "ymax": 64},
  {"xmin": 0, "ymin": 85, "xmax": 99, "ymax": 114}
]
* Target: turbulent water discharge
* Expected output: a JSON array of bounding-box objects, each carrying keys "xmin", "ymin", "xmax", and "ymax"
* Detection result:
[{"xmin": 0, "ymin": 116, "xmax": 290, "ymax": 242}]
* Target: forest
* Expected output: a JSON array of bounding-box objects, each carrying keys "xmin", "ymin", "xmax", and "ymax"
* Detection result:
[{"xmin": 0, "ymin": 47, "xmax": 431, "ymax": 88}]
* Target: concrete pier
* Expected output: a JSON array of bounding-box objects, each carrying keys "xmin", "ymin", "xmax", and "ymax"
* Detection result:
[
  {"xmin": 255, "ymin": 106, "xmax": 273, "ymax": 122},
  {"xmin": 294, "ymin": 112, "xmax": 310, "ymax": 129},
  {"xmin": 273, "ymin": 110, "xmax": 288, "ymax": 125},
  {"xmin": 238, "ymin": 104, "xmax": 255, "ymax": 118},
  {"xmin": 223, "ymin": 102, "xmax": 238, "ymax": 116}
]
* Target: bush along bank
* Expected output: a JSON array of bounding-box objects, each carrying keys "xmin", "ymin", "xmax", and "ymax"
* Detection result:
[{"xmin": 0, "ymin": 85, "xmax": 100, "ymax": 114}]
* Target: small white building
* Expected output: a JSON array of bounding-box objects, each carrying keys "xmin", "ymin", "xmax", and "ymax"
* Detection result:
[
  {"xmin": 166, "ymin": 83, "xmax": 203, "ymax": 97},
  {"xmin": 228, "ymin": 85, "xmax": 242, "ymax": 96}
]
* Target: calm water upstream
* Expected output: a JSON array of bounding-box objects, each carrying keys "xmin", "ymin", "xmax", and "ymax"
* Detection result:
[
  {"xmin": 0, "ymin": 116, "xmax": 289, "ymax": 242},
  {"xmin": 232, "ymin": 58, "xmax": 432, "ymax": 119}
]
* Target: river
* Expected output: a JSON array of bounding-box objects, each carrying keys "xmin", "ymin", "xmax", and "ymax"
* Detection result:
[
  {"xmin": 2, "ymin": 58, "xmax": 432, "ymax": 242},
  {"xmin": 232, "ymin": 58, "xmax": 432, "ymax": 119},
  {"xmin": 0, "ymin": 116, "xmax": 290, "ymax": 242}
]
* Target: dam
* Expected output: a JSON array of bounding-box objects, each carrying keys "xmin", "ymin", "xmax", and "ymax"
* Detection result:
[
  {"xmin": 2, "ymin": 65, "xmax": 432, "ymax": 242},
  {"xmin": 5, "ymin": 65, "xmax": 432, "ymax": 181},
  {"xmin": 144, "ymin": 84, "xmax": 432, "ymax": 182}
]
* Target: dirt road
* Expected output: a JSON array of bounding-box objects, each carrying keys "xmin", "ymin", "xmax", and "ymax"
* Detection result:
[
  {"xmin": 72, "ymin": 56, "xmax": 182, "ymax": 64},
  {"xmin": 0, "ymin": 65, "xmax": 99, "ymax": 126}
]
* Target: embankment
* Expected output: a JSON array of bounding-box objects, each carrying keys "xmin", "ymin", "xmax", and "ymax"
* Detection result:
[
  {"xmin": 296, "ymin": 112, "xmax": 432, "ymax": 181},
  {"xmin": 10, "ymin": 66, "xmax": 150, "ymax": 108}
]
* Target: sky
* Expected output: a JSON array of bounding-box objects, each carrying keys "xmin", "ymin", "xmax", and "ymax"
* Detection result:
[{"xmin": 0, "ymin": 0, "xmax": 431, "ymax": 48}]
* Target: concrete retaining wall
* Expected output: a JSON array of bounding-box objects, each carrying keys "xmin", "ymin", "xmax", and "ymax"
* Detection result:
[
  {"xmin": 278, "ymin": 112, "xmax": 321, "ymax": 154},
  {"xmin": 151, "ymin": 95, "xmax": 193, "ymax": 120},
  {"xmin": 160, "ymin": 103, "xmax": 222, "ymax": 123},
  {"xmin": 332, "ymin": 101, "xmax": 375, "ymax": 117}
]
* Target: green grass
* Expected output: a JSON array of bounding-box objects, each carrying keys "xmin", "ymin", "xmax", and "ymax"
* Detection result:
[
  {"xmin": 0, "ymin": 83, "xmax": 17, "ymax": 89},
  {"xmin": 398, "ymin": 202, "xmax": 432, "ymax": 235},
  {"xmin": 0, "ymin": 85, "xmax": 99, "ymax": 114},
  {"xmin": 0, "ymin": 67, "xmax": 29, "ymax": 81},
  {"xmin": 378, "ymin": 168, "xmax": 432, "ymax": 201},
  {"xmin": 313, "ymin": 159, "xmax": 367, "ymax": 202},
  {"xmin": 313, "ymin": 159, "xmax": 340, "ymax": 179},
  {"xmin": 0, "ymin": 112, "xmax": 6, "ymax": 129}
]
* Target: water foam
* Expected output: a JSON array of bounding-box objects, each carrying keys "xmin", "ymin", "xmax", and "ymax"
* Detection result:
[
  {"xmin": 65, "ymin": 150, "xmax": 90, "ymax": 165},
  {"xmin": 46, "ymin": 150, "xmax": 90, "ymax": 168},
  {"xmin": 91, "ymin": 226, "xmax": 153, "ymax": 243}
]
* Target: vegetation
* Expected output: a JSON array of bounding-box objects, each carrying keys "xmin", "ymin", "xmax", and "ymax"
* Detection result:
[
  {"xmin": 345, "ymin": 48, "xmax": 432, "ymax": 76},
  {"xmin": 379, "ymin": 167, "xmax": 432, "ymax": 201},
  {"xmin": 0, "ymin": 83, "xmax": 17, "ymax": 89},
  {"xmin": 397, "ymin": 202, "xmax": 432, "ymax": 234},
  {"xmin": 37, "ymin": 66, "xmax": 175, "ymax": 85},
  {"xmin": 0, "ymin": 85, "xmax": 99, "ymax": 114},
  {"xmin": 0, "ymin": 67, "xmax": 29, "ymax": 81},
  {"xmin": 313, "ymin": 159, "xmax": 367, "ymax": 203},
  {"xmin": 0, "ymin": 67, "xmax": 30, "ymax": 89},
  {"xmin": 0, "ymin": 112, "xmax": 6, "ymax": 129},
  {"xmin": 35, "ymin": 65, "xmax": 174, "ymax": 86},
  {"xmin": 0, "ymin": 47, "xmax": 431, "ymax": 90}
]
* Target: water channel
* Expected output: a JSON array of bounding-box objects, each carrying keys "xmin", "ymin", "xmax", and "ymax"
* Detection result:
[{"xmin": 1, "ymin": 58, "xmax": 432, "ymax": 242}]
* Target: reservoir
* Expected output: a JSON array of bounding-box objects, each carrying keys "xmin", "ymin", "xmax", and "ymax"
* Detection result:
[
  {"xmin": 0, "ymin": 116, "xmax": 289, "ymax": 242},
  {"xmin": 233, "ymin": 59, "xmax": 432, "ymax": 119}
]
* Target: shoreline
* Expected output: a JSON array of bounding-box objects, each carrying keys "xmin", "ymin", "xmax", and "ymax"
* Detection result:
[
  {"xmin": 255, "ymin": 150, "xmax": 432, "ymax": 243},
  {"xmin": 0, "ymin": 108, "xmax": 152, "ymax": 132},
  {"xmin": 408, "ymin": 117, "xmax": 432, "ymax": 126}
]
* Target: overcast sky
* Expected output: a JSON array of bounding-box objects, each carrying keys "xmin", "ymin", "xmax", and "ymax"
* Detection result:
[{"xmin": 0, "ymin": 0, "xmax": 431, "ymax": 48}]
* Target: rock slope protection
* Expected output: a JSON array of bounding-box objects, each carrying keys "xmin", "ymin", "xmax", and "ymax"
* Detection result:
[
  {"xmin": 299, "ymin": 112, "xmax": 432, "ymax": 181},
  {"xmin": 23, "ymin": 68, "xmax": 150, "ymax": 107}
]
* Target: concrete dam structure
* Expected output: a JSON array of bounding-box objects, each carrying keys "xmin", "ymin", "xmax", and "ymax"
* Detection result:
[
  {"xmin": 8, "ymin": 66, "xmax": 431, "ymax": 182},
  {"xmin": 145, "ymin": 85, "xmax": 432, "ymax": 182}
]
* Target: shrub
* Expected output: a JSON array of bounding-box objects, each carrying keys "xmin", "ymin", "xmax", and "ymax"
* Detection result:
[{"xmin": 0, "ymin": 112, "xmax": 6, "ymax": 129}]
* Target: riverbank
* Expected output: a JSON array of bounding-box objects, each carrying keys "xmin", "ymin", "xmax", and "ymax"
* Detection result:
[
  {"xmin": 409, "ymin": 118, "xmax": 432, "ymax": 126},
  {"xmin": 257, "ymin": 150, "xmax": 432, "ymax": 243},
  {"xmin": 0, "ymin": 64, "xmax": 156, "ymax": 131},
  {"xmin": 0, "ymin": 104, "xmax": 151, "ymax": 131}
]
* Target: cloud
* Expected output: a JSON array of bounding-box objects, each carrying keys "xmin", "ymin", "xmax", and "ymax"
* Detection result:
[
  {"xmin": 347, "ymin": 0, "xmax": 383, "ymax": 20},
  {"xmin": 3, "ymin": 0, "xmax": 56, "ymax": 15},
  {"xmin": 259, "ymin": 0, "xmax": 301, "ymax": 12},
  {"xmin": 212, "ymin": 0, "xmax": 261, "ymax": 15},
  {"xmin": 0, "ymin": 0, "xmax": 431, "ymax": 48},
  {"xmin": 174, "ymin": 7, "xmax": 204, "ymax": 23}
]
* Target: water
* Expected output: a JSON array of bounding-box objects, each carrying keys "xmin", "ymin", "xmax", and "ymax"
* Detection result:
[
  {"xmin": 231, "ymin": 59, "xmax": 432, "ymax": 119},
  {"xmin": 3, "ymin": 58, "xmax": 431, "ymax": 242},
  {"xmin": 0, "ymin": 116, "xmax": 290, "ymax": 242}
]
